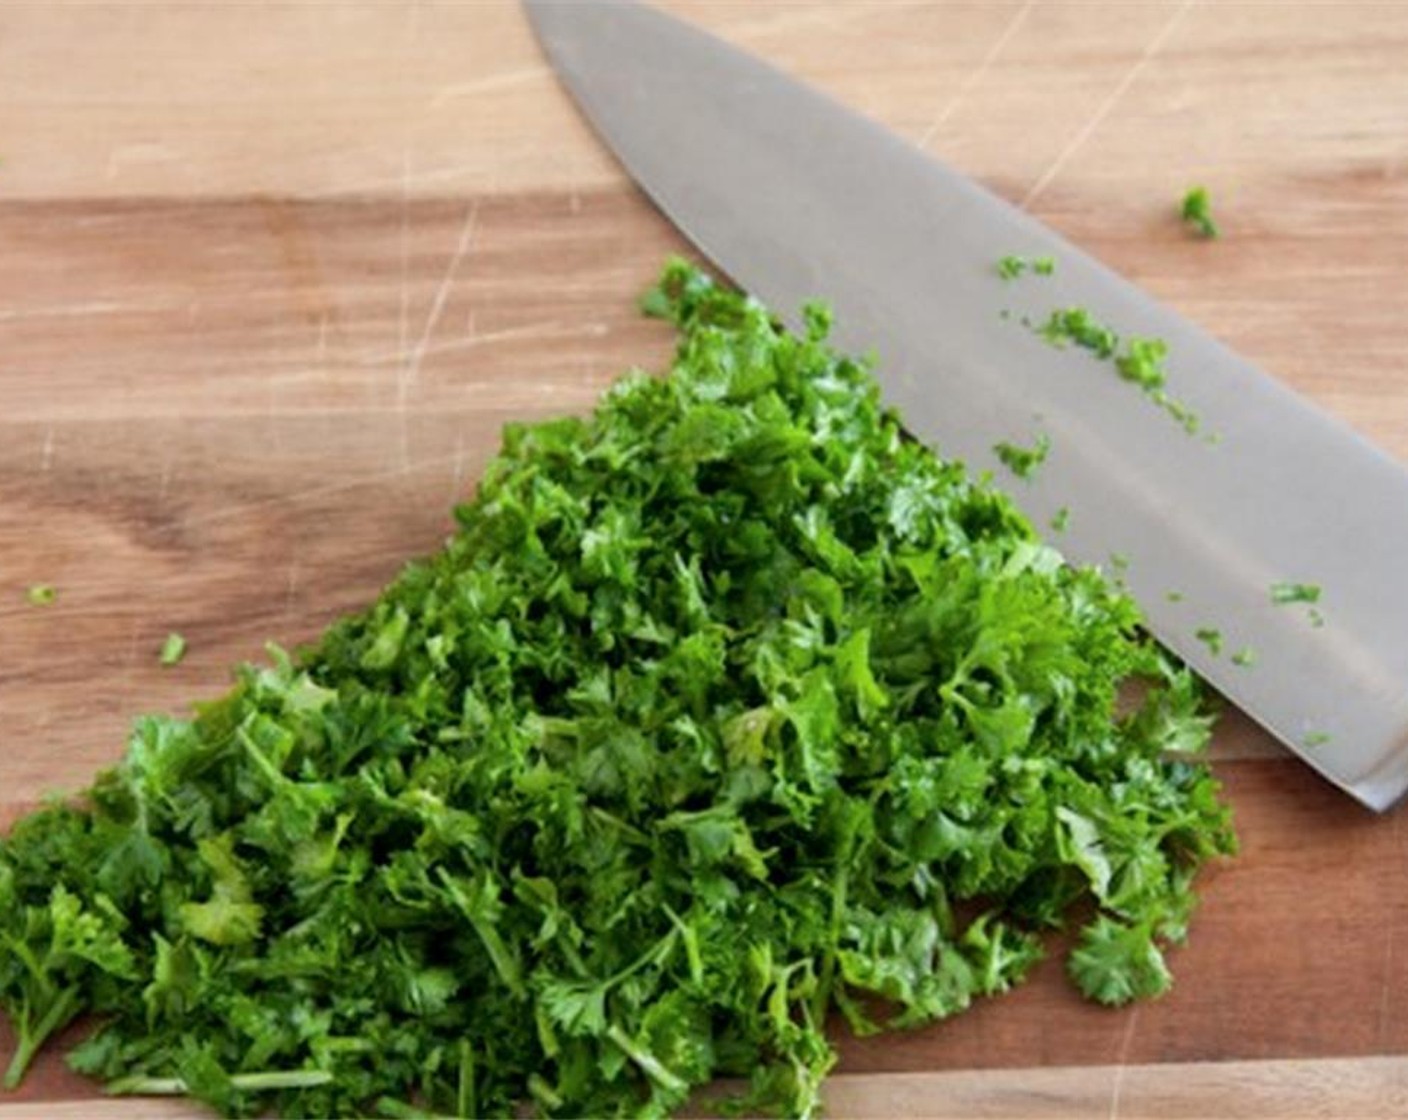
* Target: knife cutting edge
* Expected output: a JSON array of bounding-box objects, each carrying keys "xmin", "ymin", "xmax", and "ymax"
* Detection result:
[{"xmin": 524, "ymin": 0, "xmax": 1408, "ymax": 811}]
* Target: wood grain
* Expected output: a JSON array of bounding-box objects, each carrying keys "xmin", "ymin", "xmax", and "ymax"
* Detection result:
[{"xmin": 3, "ymin": 1, "xmax": 1408, "ymax": 1115}]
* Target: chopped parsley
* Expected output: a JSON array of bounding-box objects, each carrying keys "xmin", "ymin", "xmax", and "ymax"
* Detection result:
[
  {"xmin": 25, "ymin": 584, "xmax": 56, "ymax": 607},
  {"xmin": 1040, "ymin": 307, "xmax": 1119, "ymax": 359},
  {"xmin": 996, "ymin": 254, "xmax": 1056, "ymax": 280},
  {"xmin": 1303, "ymin": 731, "xmax": 1332, "ymax": 748},
  {"xmin": 158, "ymin": 632, "xmax": 187, "ymax": 667},
  {"xmin": 1270, "ymin": 582, "xmax": 1321, "ymax": 605},
  {"xmin": 1159, "ymin": 394, "xmax": 1201, "ymax": 436},
  {"xmin": 1180, "ymin": 186, "xmax": 1219, "ymax": 239},
  {"xmin": 1050, "ymin": 507, "xmax": 1071, "ymax": 533},
  {"xmin": 1029, "ymin": 307, "xmax": 1200, "ymax": 435},
  {"xmin": 1195, "ymin": 627, "xmax": 1224, "ymax": 656},
  {"xmin": 1230, "ymin": 647, "xmax": 1257, "ymax": 668},
  {"xmin": 997, "ymin": 255, "xmax": 1026, "ymax": 280},
  {"xmin": 1115, "ymin": 337, "xmax": 1169, "ymax": 392},
  {"xmin": 0, "ymin": 260, "xmax": 1235, "ymax": 1118},
  {"xmin": 993, "ymin": 432, "xmax": 1051, "ymax": 479}
]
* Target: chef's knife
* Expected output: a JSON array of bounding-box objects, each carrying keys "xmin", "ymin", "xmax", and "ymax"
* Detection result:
[{"xmin": 524, "ymin": 0, "xmax": 1408, "ymax": 811}]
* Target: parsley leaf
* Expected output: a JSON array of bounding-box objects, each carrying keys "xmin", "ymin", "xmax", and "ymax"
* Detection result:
[{"xmin": 1068, "ymin": 916, "xmax": 1173, "ymax": 1004}]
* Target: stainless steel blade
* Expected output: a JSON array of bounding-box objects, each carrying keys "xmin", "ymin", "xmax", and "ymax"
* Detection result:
[{"xmin": 524, "ymin": 0, "xmax": 1408, "ymax": 811}]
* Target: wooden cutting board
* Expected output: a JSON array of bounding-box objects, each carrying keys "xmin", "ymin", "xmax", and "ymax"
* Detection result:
[{"xmin": 3, "ymin": 4, "xmax": 1408, "ymax": 1117}]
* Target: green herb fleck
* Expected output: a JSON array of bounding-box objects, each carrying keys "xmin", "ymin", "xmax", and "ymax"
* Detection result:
[
  {"xmin": 1195, "ymin": 627, "xmax": 1224, "ymax": 656},
  {"xmin": 1166, "ymin": 591, "xmax": 1184, "ymax": 603},
  {"xmin": 1039, "ymin": 307, "xmax": 1120, "ymax": 359},
  {"xmin": 25, "ymin": 584, "xmax": 56, "ymax": 607},
  {"xmin": 1304, "ymin": 731, "xmax": 1332, "ymax": 748},
  {"xmin": 1271, "ymin": 582, "xmax": 1321, "ymax": 606},
  {"xmin": 993, "ymin": 432, "xmax": 1051, "ymax": 479},
  {"xmin": 1027, "ymin": 308, "xmax": 1200, "ymax": 435},
  {"xmin": 0, "ymin": 259, "xmax": 1236, "ymax": 1119},
  {"xmin": 1156, "ymin": 393, "xmax": 1201, "ymax": 436},
  {"xmin": 1050, "ymin": 507, "xmax": 1071, "ymax": 533},
  {"xmin": 1230, "ymin": 647, "xmax": 1257, "ymax": 668},
  {"xmin": 1180, "ymin": 185, "xmax": 1219, "ymax": 239},
  {"xmin": 158, "ymin": 633, "xmax": 187, "ymax": 667},
  {"xmin": 996, "ymin": 254, "xmax": 1056, "ymax": 281},
  {"xmin": 1115, "ymin": 337, "xmax": 1169, "ymax": 392},
  {"xmin": 997, "ymin": 255, "xmax": 1027, "ymax": 280}
]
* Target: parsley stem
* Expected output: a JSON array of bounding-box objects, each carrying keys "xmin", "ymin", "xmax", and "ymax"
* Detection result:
[
  {"xmin": 606, "ymin": 1024, "xmax": 689, "ymax": 1095},
  {"xmin": 527, "ymin": 1073, "xmax": 564, "ymax": 1111},
  {"xmin": 437, "ymin": 869, "xmax": 527, "ymax": 1000},
  {"xmin": 4, "ymin": 987, "xmax": 82, "ymax": 1090},
  {"xmin": 107, "ymin": 1069, "xmax": 334, "ymax": 1096},
  {"xmin": 815, "ymin": 805, "xmax": 864, "ymax": 1024},
  {"xmin": 374, "ymin": 1097, "xmax": 442, "ymax": 1119},
  {"xmin": 456, "ymin": 1040, "xmax": 476, "ymax": 1118}
]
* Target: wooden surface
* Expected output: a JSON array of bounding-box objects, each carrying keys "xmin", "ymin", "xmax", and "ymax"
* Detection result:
[{"xmin": 3, "ymin": 2, "xmax": 1408, "ymax": 1116}]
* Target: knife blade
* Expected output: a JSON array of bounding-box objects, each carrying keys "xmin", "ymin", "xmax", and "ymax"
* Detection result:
[{"xmin": 524, "ymin": 0, "xmax": 1408, "ymax": 811}]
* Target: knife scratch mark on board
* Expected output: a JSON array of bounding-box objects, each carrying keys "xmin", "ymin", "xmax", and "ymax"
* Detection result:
[
  {"xmin": 427, "ymin": 65, "xmax": 549, "ymax": 110},
  {"xmin": 916, "ymin": 1, "xmax": 1033, "ymax": 151},
  {"xmin": 1020, "ymin": 0, "xmax": 1193, "ymax": 210},
  {"xmin": 353, "ymin": 319, "xmax": 604, "ymax": 370},
  {"xmin": 397, "ymin": 152, "xmax": 412, "ymax": 363},
  {"xmin": 0, "ymin": 298, "xmax": 184, "ymax": 323},
  {"xmin": 155, "ymin": 396, "xmax": 588, "ymax": 542},
  {"xmin": 103, "ymin": 141, "xmax": 177, "ymax": 182},
  {"xmin": 395, "ymin": 0, "xmax": 422, "ymax": 471},
  {"xmin": 173, "ymin": 446, "xmax": 474, "ymax": 535},
  {"xmin": 402, "ymin": 201, "xmax": 480, "ymax": 394},
  {"xmin": 1107, "ymin": 1006, "xmax": 1141, "ymax": 1120},
  {"xmin": 396, "ymin": 140, "xmax": 414, "ymax": 471},
  {"xmin": 727, "ymin": 0, "xmax": 925, "ymax": 41},
  {"xmin": 1379, "ymin": 915, "xmax": 1396, "ymax": 1049}
]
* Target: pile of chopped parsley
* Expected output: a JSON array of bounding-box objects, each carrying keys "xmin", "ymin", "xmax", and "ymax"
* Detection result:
[{"xmin": 0, "ymin": 260, "xmax": 1234, "ymax": 1118}]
